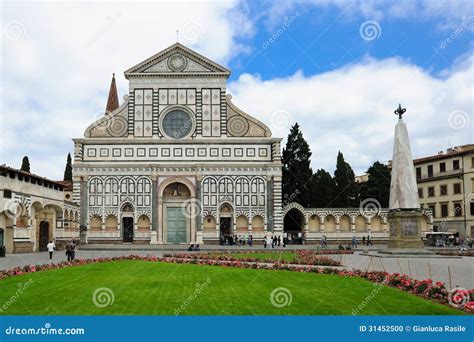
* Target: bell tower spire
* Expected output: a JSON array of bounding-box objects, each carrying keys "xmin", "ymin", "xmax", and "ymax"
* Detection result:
[{"xmin": 105, "ymin": 73, "xmax": 119, "ymax": 114}]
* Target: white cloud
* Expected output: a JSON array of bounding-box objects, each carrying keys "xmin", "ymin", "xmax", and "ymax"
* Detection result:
[
  {"xmin": 0, "ymin": 0, "xmax": 472, "ymax": 182},
  {"xmin": 263, "ymin": 0, "xmax": 474, "ymax": 30},
  {"xmin": 228, "ymin": 54, "xmax": 473, "ymax": 175},
  {"xmin": 0, "ymin": 0, "xmax": 251, "ymax": 178}
]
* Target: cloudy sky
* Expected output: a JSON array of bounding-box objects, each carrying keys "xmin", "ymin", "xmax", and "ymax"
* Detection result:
[{"xmin": 1, "ymin": 0, "xmax": 473, "ymax": 179}]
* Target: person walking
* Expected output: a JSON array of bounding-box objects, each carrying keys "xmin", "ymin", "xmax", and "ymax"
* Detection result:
[
  {"xmin": 70, "ymin": 240, "xmax": 76, "ymax": 260},
  {"xmin": 46, "ymin": 240, "xmax": 55, "ymax": 260},
  {"xmin": 351, "ymin": 235, "xmax": 358, "ymax": 249},
  {"xmin": 367, "ymin": 235, "xmax": 373, "ymax": 246},
  {"xmin": 321, "ymin": 235, "xmax": 328, "ymax": 248},
  {"xmin": 66, "ymin": 240, "xmax": 76, "ymax": 261},
  {"xmin": 65, "ymin": 241, "xmax": 72, "ymax": 261}
]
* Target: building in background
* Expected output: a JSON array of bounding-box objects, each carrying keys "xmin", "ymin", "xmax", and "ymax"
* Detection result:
[
  {"xmin": 414, "ymin": 144, "xmax": 474, "ymax": 238},
  {"xmin": 72, "ymin": 43, "xmax": 283, "ymax": 245},
  {"xmin": 0, "ymin": 165, "xmax": 80, "ymax": 254}
]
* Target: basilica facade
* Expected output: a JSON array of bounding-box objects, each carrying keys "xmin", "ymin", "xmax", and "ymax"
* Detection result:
[{"xmin": 72, "ymin": 43, "xmax": 283, "ymax": 244}]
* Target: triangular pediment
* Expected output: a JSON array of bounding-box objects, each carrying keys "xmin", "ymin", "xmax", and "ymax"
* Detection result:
[{"xmin": 124, "ymin": 43, "xmax": 230, "ymax": 78}]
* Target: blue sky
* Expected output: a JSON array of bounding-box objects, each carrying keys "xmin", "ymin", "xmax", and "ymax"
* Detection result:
[
  {"xmin": 229, "ymin": 1, "xmax": 473, "ymax": 80},
  {"xmin": 1, "ymin": 0, "xmax": 473, "ymax": 179}
]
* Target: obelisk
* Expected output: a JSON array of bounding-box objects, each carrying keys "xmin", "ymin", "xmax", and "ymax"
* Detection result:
[{"xmin": 386, "ymin": 104, "xmax": 426, "ymax": 251}]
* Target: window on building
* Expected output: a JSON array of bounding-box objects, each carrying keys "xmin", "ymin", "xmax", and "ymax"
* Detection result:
[
  {"xmin": 429, "ymin": 204, "xmax": 436, "ymax": 218},
  {"xmin": 427, "ymin": 165, "xmax": 433, "ymax": 177},
  {"xmin": 441, "ymin": 203, "xmax": 449, "ymax": 217},
  {"xmin": 416, "ymin": 167, "xmax": 421, "ymax": 179},
  {"xmin": 3, "ymin": 189, "xmax": 12, "ymax": 198},
  {"xmin": 428, "ymin": 186, "xmax": 435, "ymax": 197},
  {"xmin": 470, "ymin": 202, "xmax": 474, "ymax": 216},
  {"xmin": 471, "ymin": 157, "xmax": 474, "ymax": 168},
  {"xmin": 453, "ymin": 183, "xmax": 461, "ymax": 194},
  {"xmin": 440, "ymin": 185, "xmax": 447, "ymax": 196},
  {"xmin": 439, "ymin": 162, "xmax": 446, "ymax": 172},
  {"xmin": 454, "ymin": 202, "xmax": 462, "ymax": 217},
  {"xmin": 453, "ymin": 159, "xmax": 460, "ymax": 170},
  {"xmin": 162, "ymin": 110, "xmax": 193, "ymax": 139},
  {"xmin": 418, "ymin": 188, "xmax": 423, "ymax": 198}
]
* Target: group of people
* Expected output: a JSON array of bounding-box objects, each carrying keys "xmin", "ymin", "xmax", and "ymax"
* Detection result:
[
  {"xmin": 320, "ymin": 235, "xmax": 372, "ymax": 249},
  {"xmin": 187, "ymin": 244, "xmax": 201, "ymax": 251},
  {"xmin": 263, "ymin": 235, "xmax": 283, "ymax": 248},
  {"xmin": 458, "ymin": 236, "xmax": 472, "ymax": 251},
  {"xmin": 46, "ymin": 239, "xmax": 76, "ymax": 261},
  {"xmin": 220, "ymin": 235, "xmax": 253, "ymax": 246}
]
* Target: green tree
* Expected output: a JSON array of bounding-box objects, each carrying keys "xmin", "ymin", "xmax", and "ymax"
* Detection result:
[
  {"xmin": 359, "ymin": 161, "xmax": 391, "ymax": 207},
  {"xmin": 333, "ymin": 151, "xmax": 357, "ymax": 207},
  {"xmin": 20, "ymin": 156, "xmax": 30, "ymax": 173},
  {"xmin": 311, "ymin": 169, "xmax": 336, "ymax": 207},
  {"xmin": 63, "ymin": 153, "xmax": 73, "ymax": 182},
  {"xmin": 281, "ymin": 123, "xmax": 313, "ymax": 207}
]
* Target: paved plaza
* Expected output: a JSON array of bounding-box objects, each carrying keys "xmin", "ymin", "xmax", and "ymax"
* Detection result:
[{"xmin": 1, "ymin": 246, "xmax": 472, "ymax": 289}]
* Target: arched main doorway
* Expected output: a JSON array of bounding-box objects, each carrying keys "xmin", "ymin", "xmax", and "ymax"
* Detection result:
[
  {"xmin": 39, "ymin": 221, "xmax": 49, "ymax": 251},
  {"xmin": 162, "ymin": 182, "xmax": 191, "ymax": 244},
  {"xmin": 121, "ymin": 203, "xmax": 134, "ymax": 243},
  {"xmin": 219, "ymin": 203, "xmax": 233, "ymax": 242},
  {"xmin": 283, "ymin": 208, "xmax": 304, "ymax": 244}
]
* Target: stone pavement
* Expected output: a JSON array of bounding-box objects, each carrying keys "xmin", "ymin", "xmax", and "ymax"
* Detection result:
[{"xmin": 1, "ymin": 247, "xmax": 472, "ymax": 289}]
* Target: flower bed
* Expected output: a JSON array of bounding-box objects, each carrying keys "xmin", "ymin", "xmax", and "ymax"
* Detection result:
[
  {"xmin": 0, "ymin": 255, "xmax": 472, "ymax": 313},
  {"xmin": 436, "ymin": 251, "xmax": 474, "ymax": 257},
  {"xmin": 163, "ymin": 250, "xmax": 342, "ymax": 267}
]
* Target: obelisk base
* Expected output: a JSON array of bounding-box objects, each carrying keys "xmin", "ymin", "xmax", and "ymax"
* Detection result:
[{"xmin": 383, "ymin": 210, "xmax": 432, "ymax": 254}]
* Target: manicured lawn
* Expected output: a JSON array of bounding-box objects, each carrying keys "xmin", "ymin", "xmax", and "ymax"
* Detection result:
[
  {"xmin": 0, "ymin": 260, "xmax": 463, "ymax": 315},
  {"xmin": 208, "ymin": 251, "xmax": 297, "ymax": 262}
]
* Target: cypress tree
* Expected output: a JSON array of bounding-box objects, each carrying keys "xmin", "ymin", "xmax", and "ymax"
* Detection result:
[
  {"xmin": 359, "ymin": 161, "xmax": 391, "ymax": 207},
  {"xmin": 20, "ymin": 156, "xmax": 30, "ymax": 173},
  {"xmin": 312, "ymin": 169, "xmax": 336, "ymax": 207},
  {"xmin": 63, "ymin": 153, "xmax": 73, "ymax": 182},
  {"xmin": 333, "ymin": 151, "xmax": 357, "ymax": 207},
  {"xmin": 281, "ymin": 123, "xmax": 313, "ymax": 207}
]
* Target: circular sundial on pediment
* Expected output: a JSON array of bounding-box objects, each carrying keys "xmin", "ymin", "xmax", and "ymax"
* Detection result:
[{"xmin": 167, "ymin": 53, "xmax": 187, "ymax": 72}]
